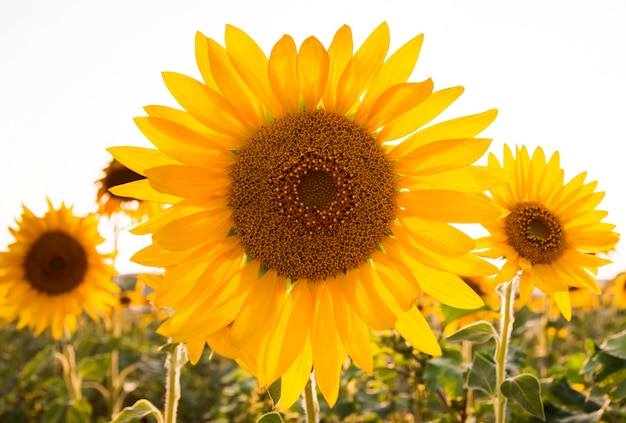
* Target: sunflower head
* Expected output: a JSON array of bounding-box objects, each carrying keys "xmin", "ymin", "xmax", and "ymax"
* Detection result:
[
  {"xmin": 478, "ymin": 145, "xmax": 619, "ymax": 320},
  {"xmin": 96, "ymin": 158, "xmax": 154, "ymax": 221},
  {"xmin": 605, "ymin": 272, "xmax": 626, "ymax": 308},
  {"xmin": 109, "ymin": 22, "xmax": 507, "ymax": 407},
  {"xmin": 0, "ymin": 200, "xmax": 119, "ymax": 339}
]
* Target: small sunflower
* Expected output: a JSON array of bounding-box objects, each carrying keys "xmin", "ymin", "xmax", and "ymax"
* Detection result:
[
  {"xmin": 0, "ymin": 201, "xmax": 119, "ymax": 339},
  {"xmin": 95, "ymin": 158, "xmax": 155, "ymax": 221},
  {"xmin": 478, "ymin": 145, "xmax": 619, "ymax": 320},
  {"xmin": 605, "ymin": 272, "xmax": 626, "ymax": 308},
  {"xmin": 109, "ymin": 23, "xmax": 506, "ymax": 406}
]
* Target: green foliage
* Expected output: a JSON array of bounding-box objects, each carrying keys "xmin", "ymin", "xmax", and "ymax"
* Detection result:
[
  {"xmin": 501, "ymin": 373, "xmax": 545, "ymax": 420},
  {"xmin": 447, "ymin": 320, "xmax": 498, "ymax": 344},
  {"xmin": 110, "ymin": 399, "xmax": 163, "ymax": 423},
  {"xmin": 1, "ymin": 295, "xmax": 626, "ymax": 422},
  {"xmin": 467, "ymin": 352, "xmax": 496, "ymax": 396}
]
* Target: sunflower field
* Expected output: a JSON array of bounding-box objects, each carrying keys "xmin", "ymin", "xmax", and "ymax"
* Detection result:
[{"xmin": 1, "ymin": 20, "xmax": 625, "ymax": 423}]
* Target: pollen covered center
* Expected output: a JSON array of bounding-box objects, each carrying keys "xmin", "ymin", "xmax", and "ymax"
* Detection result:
[
  {"xmin": 230, "ymin": 110, "xmax": 396, "ymax": 281},
  {"xmin": 297, "ymin": 169, "xmax": 337, "ymax": 210},
  {"xmin": 505, "ymin": 202, "xmax": 565, "ymax": 265},
  {"xmin": 24, "ymin": 231, "xmax": 88, "ymax": 295}
]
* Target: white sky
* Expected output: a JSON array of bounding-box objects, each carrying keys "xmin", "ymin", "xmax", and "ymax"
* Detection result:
[{"xmin": 1, "ymin": 0, "xmax": 625, "ymax": 278}]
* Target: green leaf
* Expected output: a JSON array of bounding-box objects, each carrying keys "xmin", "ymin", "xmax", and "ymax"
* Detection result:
[
  {"xmin": 266, "ymin": 378, "xmax": 281, "ymax": 408},
  {"xmin": 582, "ymin": 349, "xmax": 626, "ymax": 382},
  {"xmin": 446, "ymin": 320, "xmax": 498, "ymax": 344},
  {"xmin": 440, "ymin": 303, "xmax": 490, "ymax": 326},
  {"xmin": 424, "ymin": 356, "xmax": 465, "ymax": 398},
  {"xmin": 600, "ymin": 329, "xmax": 626, "ymax": 360},
  {"xmin": 21, "ymin": 346, "xmax": 55, "ymax": 380},
  {"xmin": 558, "ymin": 408, "xmax": 605, "ymax": 423},
  {"xmin": 44, "ymin": 398, "xmax": 92, "ymax": 423},
  {"xmin": 110, "ymin": 399, "xmax": 163, "ymax": 423},
  {"xmin": 77, "ymin": 355, "xmax": 111, "ymax": 381},
  {"xmin": 256, "ymin": 411, "xmax": 284, "ymax": 423},
  {"xmin": 466, "ymin": 352, "xmax": 496, "ymax": 396},
  {"xmin": 501, "ymin": 373, "xmax": 545, "ymax": 420}
]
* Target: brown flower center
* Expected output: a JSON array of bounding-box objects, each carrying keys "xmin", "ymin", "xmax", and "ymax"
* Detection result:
[
  {"xmin": 229, "ymin": 110, "xmax": 396, "ymax": 281},
  {"xmin": 505, "ymin": 202, "xmax": 566, "ymax": 265},
  {"xmin": 24, "ymin": 231, "xmax": 88, "ymax": 295}
]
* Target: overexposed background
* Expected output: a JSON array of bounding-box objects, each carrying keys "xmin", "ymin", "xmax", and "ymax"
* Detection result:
[{"xmin": 1, "ymin": 0, "xmax": 624, "ymax": 277}]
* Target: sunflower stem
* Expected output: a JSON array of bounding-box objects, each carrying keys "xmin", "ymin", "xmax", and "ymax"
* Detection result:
[
  {"xmin": 60, "ymin": 330, "xmax": 83, "ymax": 401},
  {"xmin": 495, "ymin": 278, "xmax": 517, "ymax": 423},
  {"xmin": 302, "ymin": 373, "xmax": 319, "ymax": 423},
  {"xmin": 163, "ymin": 341, "xmax": 184, "ymax": 423}
]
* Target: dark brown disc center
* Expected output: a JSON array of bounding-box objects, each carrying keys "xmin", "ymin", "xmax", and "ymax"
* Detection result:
[{"xmin": 24, "ymin": 231, "xmax": 88, "ymax": 295}]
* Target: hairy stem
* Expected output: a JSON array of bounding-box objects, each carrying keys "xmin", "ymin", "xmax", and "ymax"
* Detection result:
[
  {"xmin": 302, "ymin": 373, "xmax": 319, "ymax": 423},
  {"xmin": 495, "ymin": 279, "xmax": 517, "ymax": 423}
]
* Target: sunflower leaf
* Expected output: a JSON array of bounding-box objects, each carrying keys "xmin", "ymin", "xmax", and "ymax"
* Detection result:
[
  {"xmin": 110, "ymin": 399, "xmax": 164, "ymax": 423},
  {"xmin": 440, "ymin": 303, "xmax": 490, "ymax": 326},
  {"xmin": 446, "ymin": 320, "xmax": 498, "ymax": 344},
  {"xmin": 256, "ymin": 411, "xmax": 285, "ymax": 423},
  {"xmin": 266, "ymin": 378, "xmax": 281, "ymax": 408},
  {"xmin": 500, "ymin": 373, "xmax": 545, "ymax": 420},
  {"xmin": 44, "ymin": 398, "xmax": 93, "ymax": 423},
  {"xmin": 77, "ymin": 355, "xmax": 111, "ymax": 381},
  {"xmin": 600, "ymin": 329, "xmax": 626, "ymax": 360},
  {"xmin": 466, "ymin": 352, "xmax": 496, "ymax": 396}
]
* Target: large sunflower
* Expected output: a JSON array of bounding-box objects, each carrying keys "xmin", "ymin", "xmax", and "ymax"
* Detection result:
[
  {"xmin": 96, "ymin": 158, "xmax": 156, "ymax": 221},
  {"xmin": 109, "ymin": 23, "xmax": 506, "ymax": 406},
  {"xmin": 0, "ymin": 201, "xmax": 119, "ymax": 339},
  {"xmin": 478, "ymin": 145, "xmax": 619, "ymax": 320}
]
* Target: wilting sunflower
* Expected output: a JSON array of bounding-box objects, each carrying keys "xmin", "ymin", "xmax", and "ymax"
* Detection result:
[
  {"xmin": 96, "ymin": 158, "xmax": 156, "ymax": 221},
  {"xmin": 478, "ymin": 145, "xmax": 619, "ymax": 321},
  {"xmin": 109, "ymin": 23, "xmax": 507, "ymax": 406},
  {"xmin": 0, "ymin": 201, "xmax": 119, "ymax": 339}
]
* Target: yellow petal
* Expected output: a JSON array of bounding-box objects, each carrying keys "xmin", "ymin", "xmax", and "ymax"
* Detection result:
[
  {"xmin": 161, "ymin": 71, "xmax": 250, "ymax": 137},
  {"xmin": 398, "ymin": 190, "xmax": 500, "ymax": 223},
  {"xmin": 343, "ymin": 267, "xmax": 397, "ymax": 330},
  {"xmin": 379, "ymin": 86, "xmax": 464, "ymax": 142},
  {"xmin": 322, "ymin": 24, "xmax": 353, "ymax": 110},
  {"xmin": 268, "ymin": 35, "xmax": 300, "ymax": 115},
  {"xmin": 225, "ymin": 24, "xmax": 284, "ymax": 117},
  {"xmin": 395, "ymin": 306, "xmax": 442, "ymax": 356},
  {"xmin": 109, "ymin": 179, "xmax": 181, "ymax": 204},
  {"xmin": 335, "ymin": 22, "xmax": 390, "ymax": 115},
  {"xmin": 259, "ymin": 281, "xmax": 312, "ymax": 386},
  {"xmin": 553, "ymin": 290, "xmax": 572, "ymax": 321},
  {"xmin": 206, "ymin": 37, "xmax": 265, "ymax": 130},
  {"xmin": 144, "ymin": 165, "xmax": 230, "ymax": 199},
  {"xmin": 311, "ymin": 283, "xmax": 345, "ymax": 407},
  {"xmin": 360, "ymin": 80, "xmax": 433, "ymax": 131},
  {"xmin": 107, "ymin": 146, "xmax": 180, "ymax": 176},
  {"xmin": 194, "ymin": 32, "xmax": 219, "ymax": 92},
  {"xmin": 357, "ymin": 33, "xmax": 424, "ymax": 119},
  {"xmin": 152, "ymin": 208, "xmax": 231, "ymax": 251},
  {"xmin": 279, "ymin": 335, "xmax": 313, "ymax": 410},
  {"xmin": 327, "ymin": 276, "xmax": 374, "ymax": 373},
  {"xmin": 400, "ymin": 166, "xmax": 511, "ymax": 193},
  {"xmin": 187, "ymin": 341, "xmax": 206, "ymax": 365},
  {"xmin": 297, "ymin": 36, "xmax": 329, "ymax": 110},
  {"xmin": 397, "ymin": 215, "xmax": 476, "ymax": 256},
  {"xmin": 390, "ymin": 109, "xmax": 498, "ymax": 159}
]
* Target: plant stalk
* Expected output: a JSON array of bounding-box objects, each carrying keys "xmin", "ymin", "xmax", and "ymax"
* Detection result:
[
  {"xmin": 302, "ymin": 373, "xmax": 319, "ymax": 423},
  {"xmin": 164, "ymin": 342, "xmax": 184, "ymax": 423},
  {"xmin": 495, "ymin": 278, "xmax": 517, "ymax": 423}
]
